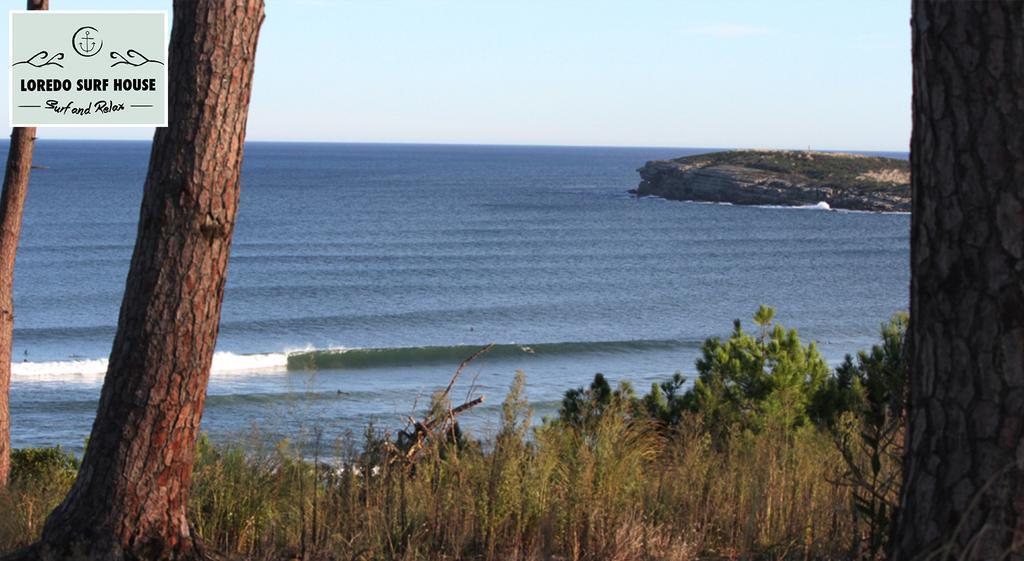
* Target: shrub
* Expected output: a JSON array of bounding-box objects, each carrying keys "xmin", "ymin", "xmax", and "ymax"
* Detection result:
[
  {"xmin": 683, "ymin": 305, "xmax": 830, "ymax": 440},
  {"xmin": 0, "ymin": 447, "xmax": 79, "ymax": 550},
  {"xmin": 817, "ymin": 313, "xmax": 908, "ymax": 560},
  {"xmin": 9, "ymin": 446, "xmax": 79, "ymax": 488}
]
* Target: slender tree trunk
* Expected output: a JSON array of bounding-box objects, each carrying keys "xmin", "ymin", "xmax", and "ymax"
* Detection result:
[
  {"xmin": 0, "ymin": 0, "xmax": 47, "ymax": 490},
  {"xmin": 4, "ymin": 1, "xmax": 263, "ymax": 559},
  {"xmin": 0, "ymin": 129, "xmax": 35, "ymax": 489},
  {"xmin": 890, "ymin": 2, "xmax": 1024, "ymax": 559}
]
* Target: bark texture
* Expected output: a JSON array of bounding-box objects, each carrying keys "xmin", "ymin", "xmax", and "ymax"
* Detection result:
[
  {"xmin": 890, "ymin": 2, "xmax": 1024, "ymax": 559},
  {"xmin": 4, "ymin": 1, "xmax": 264, "ymax": 559},
  {"xmin": 0, "ymin": 0, "xmax": 47, "ymax": 489},
  {"xmin": 0, "ymin": 129, "xmax": 36, "ymax": 489}
]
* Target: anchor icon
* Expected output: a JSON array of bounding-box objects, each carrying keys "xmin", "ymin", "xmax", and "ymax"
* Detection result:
[
  {"xmin": 72, "ymin": 26, "xmax": 102, "ymax": 57},
  {"xmin": 79, "ymin": 30, "xmax": 95, "ymax": 53}
]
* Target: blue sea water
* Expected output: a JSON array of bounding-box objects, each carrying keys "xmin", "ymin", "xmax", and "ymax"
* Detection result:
[{"xmin": 8, "ymin": 141, "xmax": 909, "ymax": 452}]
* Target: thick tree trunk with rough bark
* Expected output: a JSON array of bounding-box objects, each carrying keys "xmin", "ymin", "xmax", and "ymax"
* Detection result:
[
  {"xmin": 3, "ymin": 1, "xmax": 264, "ymax": 559},
  {"xmin": 0, "ymin": 0, "xmax": 47, "ymax": 491},
  {"xmin": 890, "ymin": 2, "xmax": 1024, "ymax": 559}
]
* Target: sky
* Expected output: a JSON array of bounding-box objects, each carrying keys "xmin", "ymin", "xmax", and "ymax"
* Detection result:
[{"xmin": 3, "ymin": 0, "xmax": 912, "ymax": 151}]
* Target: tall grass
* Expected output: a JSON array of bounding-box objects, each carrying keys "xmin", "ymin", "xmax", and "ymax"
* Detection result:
[
  {"xmin": 0, "ymin": 379, "xmax": 863, "ymax": 560},
  {"xmin": 201, "ymin": 405, "xmax": 860, "ymax": 561}
]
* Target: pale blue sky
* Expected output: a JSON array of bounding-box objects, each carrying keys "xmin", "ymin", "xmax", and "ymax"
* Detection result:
[{"xmin": 4, "ymin": 0, "xmax": 911, "ymax": 151}]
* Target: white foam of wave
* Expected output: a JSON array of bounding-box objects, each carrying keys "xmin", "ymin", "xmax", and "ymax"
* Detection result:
[
  {"xmin": 12, "ymin": 357, "xmax": 108, "ymax": 378},
  {"xmin": 211, "ymin": 351, "xmax": 288, "ymax": 373},
  {"xmin": 755, "ymin": 201, "xmax": 832, "ymax": 211},
  {"xmin": 686, "ymin": 200, "xmax": 734, "ymax": 207},
  {"xmin": 12, "ymin": 351, "xmax": 290, "ymax": 380},
  {"xmin": 635, "ymin": 197, "xmax": 908, "ymax": 214}
]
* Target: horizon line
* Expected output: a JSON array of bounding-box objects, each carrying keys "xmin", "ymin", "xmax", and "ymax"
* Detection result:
[{"xmin": 18, "ymin": 137, "xmax": 911, "ymax": 154}]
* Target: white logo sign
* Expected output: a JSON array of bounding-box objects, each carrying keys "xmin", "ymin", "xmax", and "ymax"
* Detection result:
[{"xmin": 9, "ymin": 11, "xmax": 167, "ymax": 127}]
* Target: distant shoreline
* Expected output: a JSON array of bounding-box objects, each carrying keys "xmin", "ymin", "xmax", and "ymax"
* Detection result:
[
  {"xmin": 635, "ymin": 196, "xmax": 911, "ymax": 215},
  {"xmin": 631, "ymin": 149, "xmax": 911, "ymax": 212}
]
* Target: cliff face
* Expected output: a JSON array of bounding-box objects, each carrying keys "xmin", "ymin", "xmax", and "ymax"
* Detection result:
[{"xmin": 632, "ymin": 150, "xmax": 911, "ymax": 212}]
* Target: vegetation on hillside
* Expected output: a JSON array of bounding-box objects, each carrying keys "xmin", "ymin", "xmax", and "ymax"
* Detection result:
[
  {"xmin": 670, "ymin": 150, "xmax": 910, "ymax": 193},
  {"xmin": 0, "ymin": 308, "xmax": 907, "ymax": 561}
]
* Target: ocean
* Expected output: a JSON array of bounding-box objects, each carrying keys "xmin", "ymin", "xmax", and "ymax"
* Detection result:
[{"xmin": 8, "ymin": 141, "xmax": 909, "ymax": 452}]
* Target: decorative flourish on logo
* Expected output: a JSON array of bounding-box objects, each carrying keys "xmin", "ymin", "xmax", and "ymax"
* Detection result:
[
  {"xmin": 12, "ymin": 50, "xmax": 65, "ymax": 68},
  {"xmin": 72, "ymin": 26, "xmax": 102, "ymax": 57},
  {"xmin": 109, "ymin": 49, "xmax": 164, "ymax": 68}
]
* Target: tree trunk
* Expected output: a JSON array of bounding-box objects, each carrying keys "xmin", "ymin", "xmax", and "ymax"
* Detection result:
[
  {"xmin": 890, "ymin": 2, "xmax": 1024, "ymax": 559},
  {"xmin": 4, "ymin": 1, "xmax": 264, "ymax": 559},
  {"xmin": 0, "ymin": 130, "xmax": 36, "ymax": 489},
  {"xmin": 0, "ymin": 0, "xmax": 47, "ymax": 490}
]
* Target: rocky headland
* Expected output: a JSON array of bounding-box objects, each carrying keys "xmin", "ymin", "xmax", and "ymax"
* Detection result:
[{"xmin": 631, "ymin": 150, "xmax": 910, "ymax": 212}]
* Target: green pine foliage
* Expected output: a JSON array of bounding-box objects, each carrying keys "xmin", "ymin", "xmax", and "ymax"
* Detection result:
[
  {"xmin": 683, "ymin": 305, "xmax": 831, "ymax": 439},
  {"xmin": 817, "ymin": 313, "xmax": 908, "ymax": 559}
]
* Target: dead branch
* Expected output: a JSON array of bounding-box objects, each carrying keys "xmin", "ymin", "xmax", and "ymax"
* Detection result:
[{"xmin": 385, "ymin": 345, "xmax": 492, "ymax": 466}]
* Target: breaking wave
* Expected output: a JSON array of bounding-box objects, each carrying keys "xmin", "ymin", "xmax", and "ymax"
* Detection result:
[
  {"xmin": 286, "ymin": 339, "xmax": 699, "ymax": 371},
  {"xmin": 12, "ymin": 351, "xmax": 288, "ymax": 379},
  {"xmin": 12, "ymin": 339, "xmax": 699, "ymax": 379}
]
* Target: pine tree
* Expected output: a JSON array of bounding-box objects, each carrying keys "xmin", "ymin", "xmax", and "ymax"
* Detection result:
[
  {"xmin": 890, "ymin": 2, "xmax": 1024, "ymax": 559},
  {"xmin": 2, "ymin": 1, "xmax": 264, "ymax": 559},
  {"xmin": 0, "ymin": 0, "xmax": 47, "ymax": 490}
]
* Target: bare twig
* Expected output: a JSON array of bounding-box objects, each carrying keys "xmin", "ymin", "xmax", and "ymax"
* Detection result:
[{"xmin": 387, "ymin": 345, "xmax": 493, "ymax": 465}]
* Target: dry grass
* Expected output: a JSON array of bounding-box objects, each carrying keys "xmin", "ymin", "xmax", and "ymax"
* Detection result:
[
  {"xmin": 0, "ymin": 366, "xmax": 875, "ymax": 561},
  {"xmin": 856, "ymin": 169, "xmax": 910, "ymax": 185}
]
